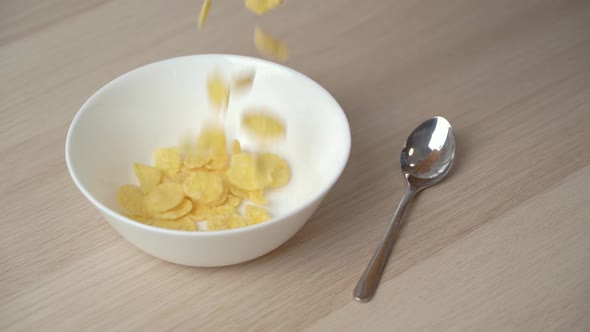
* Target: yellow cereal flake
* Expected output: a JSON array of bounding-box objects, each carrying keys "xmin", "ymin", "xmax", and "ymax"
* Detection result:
[
  {"xmin": 206, "ymin": 208, "xmax": 232, "ymax": 231},
  {"xmin": 207, "ymin": 72, "xmax": 230, "ymax": 111},
  {"xmin": 231, "ymin": 139, "xmax": 241, "ymax": 154},
  {"xmin": 254, "ymin": 27, "xmax": 289, "ymax": 62},
  {"xmin": 227, "ymin": 213, "xmax": 247, "ymax": 229},
  {"xmin": 152, "ymin": 218, "xmax": 197, "ymax": 231},
  {"xmin": 117, "ymin": 118, "xmax": 292, "ymax": 231},
  {"xmin": 232, "ymin": 72, "xmax": 255, "ymax": 90},
  {"xmin": 183, "ymin": 152, "xmax": 211, "ymax": 169},
  {"xmin": 196, "ymin": 127, "xmax": 228, "ymax": 170},
  {"xmin": 245, "ymin": 205, "xmax": 271, "ymax": 225},
  {"xmin": 183, "ymin": 171, "xmax": 225, "ymax": 204},
  {"xmin": 166, "ymin": 172, "xmax": 188, "ymax": 185},
  {"xmin": 258, "ymin": 153, "xmax": 291, "ymax": 188},
  {"xmin": 189, "ymin": 203, "xmax": 211, "ymax": 221},
  {"xmin": 245, "ymin": 0, "xmax": 282, "ymax": 15},
  {"xmin": 249, "ymin": 189, "xmax": 267, "ymax": 205},
  {"xmin": 117, "ymin": 185, "xmax": 146, "ymax": 216},
  {"xmin": 210, "ymin": 204, "xmax": 236, "ymax": 216},
  {"xmin": 225, "ymin": 194, "xmax": 242, "ymax": 208},
  {"xmin": 212, "ymin": 194, "xmax": 240, "ymax": 214},
  {"xmin": 242, "ymin": 111, "xmax": 286, "ymax": 139},
  {"xmin": 206, "ymin": 185, "xmax": 229, "ymax": 207},
  {"xmin": 153, "ymin": 199, "xmax": 193, "ymax": 219},
  {"xmin": 226, "ymin": 153, "xmax": 263, "ymax": 191},
  {"xmin": 144, "ymin": 183, "xmax": 185, "ymax": 213},
  {"xmin": 206, "ymin": 204, "xmax": 246, "ymax": 230},
  {"xmin": 198, "ymin": 0, "xmax": 211, "ymax": 29},
  {"xmin": 133, "ymin": 163, "xmax": 162, "ymax": 193},
  {"xmin": 229, "ymin": 185, "xmax": 250, "ymax": 200},
  {"xmin": 154, "ymin": 147, "xmax": 182, "ymax": 178}
]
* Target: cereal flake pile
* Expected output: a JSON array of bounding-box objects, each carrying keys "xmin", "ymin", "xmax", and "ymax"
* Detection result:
[{"xmin": 117, "ymin": 69, "xmax": 290, "ymax": 231}]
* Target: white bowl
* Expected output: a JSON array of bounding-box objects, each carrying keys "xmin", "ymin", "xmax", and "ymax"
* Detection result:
[{"xmin": 66, "ymin": 54, "xmax": 351, "ymax": 267}]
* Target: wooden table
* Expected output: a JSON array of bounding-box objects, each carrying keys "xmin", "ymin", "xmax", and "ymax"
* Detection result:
[{"xmin": 2, "ymin": 0, "xmax": 589, "ymax": 330}]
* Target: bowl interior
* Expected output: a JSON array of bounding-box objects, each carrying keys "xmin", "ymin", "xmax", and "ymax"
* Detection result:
[{"xmin": 67, "ymin": 55, "xmax": 351, "ymax": 221}]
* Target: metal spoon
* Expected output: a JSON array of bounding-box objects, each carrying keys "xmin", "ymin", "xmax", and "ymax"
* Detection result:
[{"xmin": 353, "ymin": 116, "xmax": 456, "ymax": 302}]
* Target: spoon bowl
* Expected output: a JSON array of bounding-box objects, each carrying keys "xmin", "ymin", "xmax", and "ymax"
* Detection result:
[
  {"xmin": 401, "ymin": 116, "xmax": 455, "ymax": 188},
  {"xmin": 353, "ymin": 116, "xmax": 456, "ymax": 302}
]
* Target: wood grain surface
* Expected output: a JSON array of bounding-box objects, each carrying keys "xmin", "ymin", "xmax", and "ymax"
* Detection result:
[{"xmin": 1, "ymin": 0, "xmax": 590, "ymax": 330}]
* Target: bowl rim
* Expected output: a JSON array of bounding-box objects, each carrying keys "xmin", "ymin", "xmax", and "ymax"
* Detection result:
[{"xmin": 65, "ymin": 54, "xmax": 351, "ymax": 237}]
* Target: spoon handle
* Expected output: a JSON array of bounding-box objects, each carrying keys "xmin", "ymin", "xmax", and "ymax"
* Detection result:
[{"xmin": 353, "ymin": 187, "xmax": 417, "ymax": 302}]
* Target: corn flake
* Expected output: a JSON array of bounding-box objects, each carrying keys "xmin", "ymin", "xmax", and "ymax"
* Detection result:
[
  {"xmin": 207, "ymin": 72, "xmax": 230, "ymax": 111},
  {"xmin": 245, "ymin": 0, "xmax": 282, "ymax": 15},
  {"xmin": 249, "ymin": 189, "xmax": 267, "ymax": 205},
  {"xmin": 254, "ymin": 27, "xmax": 289, "ymax": 62},
  {"xmin": 230, "ymin": 185, "xmax": 250, "ymax": 200},
  {"xmin": 189, "ymin": 203, "xmax": 211, "ymax": 221},
  {"xmin": 245, "ymin": 205, "xmax": 271, "ymax": 225},
  {"xmin": 227, "ymin": 213, "xmax": 247, "ymax": 229},
  {"xmin": 117, "ymin": 185, "xmax": 146, "ymax": 216},
  {"xmin": 183, "ymin": 171, "xmax": 225, "ymax": 204},
  {"xmin": 232, "ymin": 72, "xmax": 255, "ymax": 90},
  {"xmin": 206, "ymin": 208, "xmax": 232, "ymax": 231},
  {"xmin": 144, "ymin": 183, "xmax": 185, "ymax": 213},
  {"xmin": 167, "ymin": 172, "xmax": 188, "ymax": 184},
  {"xmin": 206, "ymin": 186, "xmax": 229, "ymax": 207},
  {"xmin": 225, "ymin": 194, "xmax": 242, "ymax": 208},
  {"xmin": 154, "ymin": 147, "xmax": 182, "ymax": 178},
  {"xmin": 242, "ymin": 111, "xmax": 286, "ymax": 139},
  {"xmin": 206, "ymin": 204, "xmax": 246, "ymax": 230},
  {"xmin": 227, "ymin": 153, "xmax": 263, "ymax": 191},
  {"xmin": 196, "ymin": 127, "xmax": 228, "ymax": 170},
  {"xmin": 133, "ymin": 163, "xmax": 162, "ymax": 193},
  {"xmin": 153, "ymin": 199, "xmax": 193, "ymax": 219},
  {"xmin": 198, "ymin": 0, "xmax": 211, "ymax": 29},
  {"xmin": 183, "ymin": 152, "xmax": 211, "ymax": 169},
  {"xmin": 258, "ymin": 153, "xmax": 291, "ymax": 188}
]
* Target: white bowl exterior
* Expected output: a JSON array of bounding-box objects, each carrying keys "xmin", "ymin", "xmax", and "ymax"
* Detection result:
[{"xmin": 66, "ymin": 55, "xmax": 350, "ymax": 267}]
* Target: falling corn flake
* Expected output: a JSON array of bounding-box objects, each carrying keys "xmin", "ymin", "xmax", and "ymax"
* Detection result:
[
  {"xmin": 198, "ymin": 0, "xmax": 211, "ymax": 29},
  {"xmin": 254, "ymin": 27, "xmax": 289, "ymax": 62},
  {"xmin": 242, "ymin": 110, "xmax": 286, "ymax": 139},
  {"xmin": 197, "ymin": 126, "xmax": 228, "ymax": 170},
  {"xmin": 232, "ymin": 71, "xmax": 256, "ymax": 91},
  {"xmin": 258, "ymin": 153, "xmax": 291, "ymax": 188},
  {"xmin": 227, "ymin": 153, "xmax": 263, "ymax": 191},
  {"xmin": 207, "ymin": 72, "xmax": 230, "ymax": 111},
  {"xmin": 245, "ymin": 0, "xmax": 282, "ymax": 15}
]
